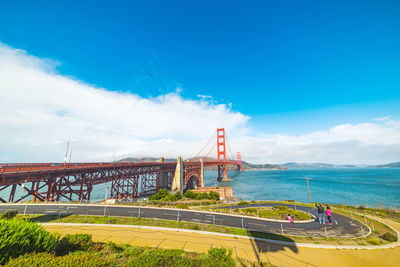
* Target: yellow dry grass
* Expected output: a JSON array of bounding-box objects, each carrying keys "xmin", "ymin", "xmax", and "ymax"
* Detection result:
[{"xmin": 44, "ymin": 216, "xmax": 400, "ymax": 267}]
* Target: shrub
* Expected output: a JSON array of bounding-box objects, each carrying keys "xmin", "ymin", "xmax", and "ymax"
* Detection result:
[
  {"xmin": 0, "ymin": 218, "xmax": 57, "ymax": 265},
  {"xmin": 5, "ymin": 252, "xmax": 111, "ymax": 266},
  {"xmin": 202, "ymin": 248, "xmax": 235, "ymax": 267},
  {"xmin": 237, "ymin": 201, "xmax": 249, "ymax": 206},
  {"xmin": 174, "ymin": 191, "xmax": 182, "ymax": 200},
  {"xmin": 102, "ymin": 241, "xmax": 124, "ymax": 253},
  {"xmin": 4, "ymin": 252, "xmax": 56, "ymax": 266},
  {"xmin": 192, "ymin": 224, "xmax": 200, "ymax": 230},
  {"xmin": 126, "ymin": 248, "xmax": 194, "ymax": 266},
  {"xmin": 149, "ymin": 189, "xmax": 168, "ymax": 201},
  {"xmin": 184, "ymin": 190, "xmax": 196, "ymax": 199},
  {"xmin": 209, "ymin": 191, "xmax": 220, "ymax": 200},
  {"xmin": 0, "ymin": 210, "xmax": 18, "ymax": 220},
  {"xmin": 123, "ymin": 246, "xmax": 144, "ymax": 257},
  {"xmin": 380, "ymin": 232, "xmax": 398, "ymax": 242},
  {"xmin": 162, "ymin": 193, "xmax": 177, "ymax": 202},
  {"xmin": 55, "ymin": 233, "xmax": 93, "ymax": 256}
]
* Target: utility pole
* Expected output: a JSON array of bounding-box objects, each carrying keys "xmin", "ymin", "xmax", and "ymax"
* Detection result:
[
  {"xmin": 68, "ymin": 148, "xmax": 73, "ymax": 163},
  {"xmin": 63, "ymin": 140, "xmax": 69, "ymax": 165},
  {"xmin": 305, "ymin": 178, "xmax": 312, "ymax": 204},
  {"xmin": 105, "ymin": 185, "xmax": 109, "ymax": 200}
]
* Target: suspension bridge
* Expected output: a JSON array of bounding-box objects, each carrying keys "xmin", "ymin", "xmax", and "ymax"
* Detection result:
[{"xmin": 0, "ymin": 128, "xmax": 241, "ymax": 203}]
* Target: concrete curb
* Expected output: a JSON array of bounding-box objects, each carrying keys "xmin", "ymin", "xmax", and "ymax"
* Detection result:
[{"xmin": 0, "ymin": 203, "xmax": 315, "ymax": 224}]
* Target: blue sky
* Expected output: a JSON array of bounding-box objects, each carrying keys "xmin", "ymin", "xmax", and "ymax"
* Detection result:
[{"xmin": 1, "ymin": 1, "xmax": 400, "ymax": 163}]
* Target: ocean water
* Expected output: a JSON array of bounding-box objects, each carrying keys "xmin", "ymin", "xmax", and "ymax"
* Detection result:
[
  {"xmin": 2, "ymin": 168, "xmax": 399, "ymax": 208},
  {"xmin": 210, "ymin": 168, "xmax": 400, "ymax": 209}
]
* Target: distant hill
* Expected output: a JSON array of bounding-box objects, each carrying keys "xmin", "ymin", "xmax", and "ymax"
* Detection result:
[
  {"xmin": 241, "ymin": 161, "xmax": 286, "ymax": 170},
  {"xmin": 369, "ymin": 162, "xmax": 400, "ymax": 168},
  {"xmin": 118, "ymin": 157, "xmax": 285, "ymax": 170},
  {"xmin": 280, "ymin": 162, "xmax": 358, "ymax": 169},
  {"xmin": 119, "ymin": 157, "xmax": 176, "ymax": 163}
]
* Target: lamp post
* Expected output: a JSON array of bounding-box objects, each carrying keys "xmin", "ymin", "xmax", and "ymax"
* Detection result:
[
  {"xmin": 305, "ymin": 178, "xmax": 312, "ymax": 204},
  {"xmin": 105, "ymin": 185, "xmax": 109, "ymax": 200}
]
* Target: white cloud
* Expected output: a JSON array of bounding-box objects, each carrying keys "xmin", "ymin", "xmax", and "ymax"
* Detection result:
[
  {"xmin": 1, "ymin": 43, "xmax": 399, "ymax": 165},
  {"xmin": 0, "ymin": 43, "xmax": 249, "ymax": 162},
  {"xmin": 373, "ymin": 116, "xmax": 391, "ymax": 121},
  {"xmin": 233, "ymin": 119, "xmax": 400, "ymax": 165}
]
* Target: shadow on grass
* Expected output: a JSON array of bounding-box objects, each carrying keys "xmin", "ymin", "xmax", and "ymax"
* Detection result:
[{"xmin": 246, "ymin": 229, "xmax": 299, "ymax": 266}]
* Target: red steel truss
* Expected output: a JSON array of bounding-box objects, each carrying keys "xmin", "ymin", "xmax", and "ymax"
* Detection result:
[
  {"xmin": 0, "ymin": 159, "xmax": 240, "ymax": 203},
  {"xmin": 0, "ymin": 162, "xmax": 176, "ymax": 203},
  {"xmin": 0, "ymin": 129, "xmax": 242, "ymax": 203}
]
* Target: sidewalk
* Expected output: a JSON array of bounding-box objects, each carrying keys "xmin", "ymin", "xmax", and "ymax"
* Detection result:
[{"xmin": 44, "ymin": 217, "xmax": 400, "ymax": 267}]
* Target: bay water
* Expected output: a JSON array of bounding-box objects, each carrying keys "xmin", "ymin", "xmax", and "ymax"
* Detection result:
[
  {"xmin": 2, "ymin": 168, "xmax": 399, "ymax": 209},
  {"xmin": 213, "ymin": 168, "xmax": 400, "ymax": 209}
]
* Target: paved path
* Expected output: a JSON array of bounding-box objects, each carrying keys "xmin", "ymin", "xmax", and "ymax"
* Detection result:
[
  {"xmin": 42, "ymin": 220, "xmax": 400, "ymax": 267},
  {"xmin": 0, "ymin": 203, "xmax": 368, "ymax": 238}
]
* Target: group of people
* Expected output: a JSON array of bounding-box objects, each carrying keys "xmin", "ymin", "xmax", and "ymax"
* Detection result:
[
  {"xmin": 285, "ymin": 203, "xmax": 333, "ymax": 225},
  {"xmin": 315, "ymin": 203, "xmax": 332, "ymax": 225}
]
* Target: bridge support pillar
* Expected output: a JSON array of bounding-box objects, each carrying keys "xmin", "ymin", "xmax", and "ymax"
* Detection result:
[
  {"xmin": 158, "ymin": 157, "xmax": 168, "ymax": 189},
  {"xmin": 199, "ymin": 158, "xmax": 204, "ymax": 187},
  {"xmin": 8, "ymin": 184, "xmax": 17, "ymax": 202},
  {"xmin": 171, "ymin": 156, "xmax": 183, "ymax": 195}
]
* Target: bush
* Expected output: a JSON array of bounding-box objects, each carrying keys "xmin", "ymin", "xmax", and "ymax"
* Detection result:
[
  {"xmin": 184, "ymin": 190, "xmax": 196, "ymax": 199},
  {"xmin": 5, "ymin": 252, "xmax": 111, "ymax": 266},
  {"xmin": 126, "ymin": 248, "xmax": 194, "ymax": 266},
  {"xmin": 149, "ymin": 189, "xmax": 169, "ymax": 201},
  {"xmin": 174, "ymin": 191, "xmax": 182, "ymax": 200},
  {"xmin": 201, "ymin": 248, "xmax": 235, "ymax": 267},
  {"xmin": 102, "ymin": 241, "xmax": 124, "ymax": 253},
  {"xmin": 380, "ymin": 232, "xmax": 398, "ymax": 242},
  {"xmin": 0, "ymin": 218, "xmax": 57, "ymax": 265},
  {"xmin": 237, "ymin": 201, "xmax": 249, "ymax": 206},
  {"xmin": 209, "ymin": 191, "xmax": 220, "ymax": 200},
  {"xmin": 55, "ymin": 233, "xmax": 93, "ymax": 256},
  {"xmin": 123, "ymin": 246, "xmax": 144, "ymax": 257},
  {"xmin": 0, "ymin": 210, "xmax": 18, "ymax": 220}
]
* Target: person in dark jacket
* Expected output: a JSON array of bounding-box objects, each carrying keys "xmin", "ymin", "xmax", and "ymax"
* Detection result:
[
  {"xmin": 320, "ymin": 204, "xmax": 325, "ymax": 224},
  {"xmin": 315, "ymin": 203, "xmax": 325, "ymax": 224}
]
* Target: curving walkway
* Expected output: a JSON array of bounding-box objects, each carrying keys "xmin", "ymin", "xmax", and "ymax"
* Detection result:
[
  {"xmin": 41, "ymin": 219, "xmax": 400, "ymax": 267},
  {"xmin": 1, "ymin": 203, "xmax": 399, "ymax": 266},
  {"xmin": 0, "ymin": 203, "xmax": 368, "ymax": 238}
]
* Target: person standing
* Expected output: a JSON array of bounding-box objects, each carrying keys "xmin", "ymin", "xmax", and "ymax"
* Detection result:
[
  {"xmin": 320, "ymin": 204, "xmax": 325, "ymax": 224},
  {"xmin": 326, "ymin": 206, "xmax": 332, "ymax": 225},
  {"xmin": 315, "ymin": 203, "xmax": 323, "ymax": 223},
  {"xmin": 286, "ymin": 213, "xmax": 294, "ymax": 223}
]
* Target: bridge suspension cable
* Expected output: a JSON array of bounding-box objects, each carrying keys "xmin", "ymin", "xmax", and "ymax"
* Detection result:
[
  {"xmin": 191, "ymin": 130, "xmax": 217, "ymax": 160},
  {"xmin": 205, "ymin": 141, "xmax": 217, "ymax": 160},
  {"xmin": 225, "ymin": 133, "xmax": 235, "ymax": 161}
]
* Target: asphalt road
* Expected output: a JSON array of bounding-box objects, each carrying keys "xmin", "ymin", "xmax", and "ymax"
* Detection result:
[{"xmin": 0, "ymin": 203, "xmax": 369, "ymax": 238}]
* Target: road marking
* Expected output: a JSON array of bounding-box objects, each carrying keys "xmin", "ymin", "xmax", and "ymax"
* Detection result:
[{"xmin": 247, "ymin": 222, "xmax": 266, "ymax": 227}]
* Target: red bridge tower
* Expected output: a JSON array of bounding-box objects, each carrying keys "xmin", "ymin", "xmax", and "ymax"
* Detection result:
[{"xmin": 217, "ymin": 128, "xmax": 228, "ymax": 181}]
